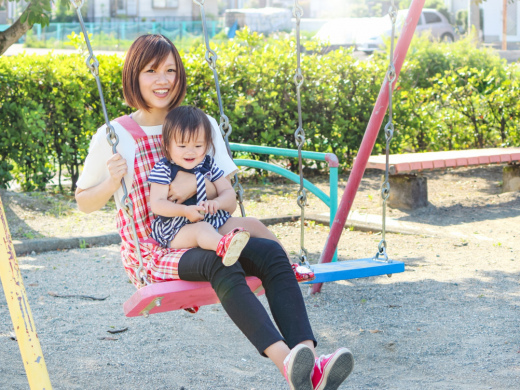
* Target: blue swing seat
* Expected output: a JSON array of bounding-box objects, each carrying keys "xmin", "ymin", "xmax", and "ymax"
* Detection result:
[{"xmin": 304, "ymin": 258, "xmax": 405, "ymax": 284}]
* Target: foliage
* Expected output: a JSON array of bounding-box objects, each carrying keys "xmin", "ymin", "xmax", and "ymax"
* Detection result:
[
  {"xmin": 0, "ymin": 52, "xmax": 128, "ymax": 190},
  {"xmin": 0, "ymin": 29, "xmax": 519, "ymax": 191}
]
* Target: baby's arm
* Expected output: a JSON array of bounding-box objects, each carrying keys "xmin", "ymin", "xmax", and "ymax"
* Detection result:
[
  {"xmin": 150, "ymin": 182, "xmax": 205, "ymax": 222},
  {"xmin": 200, "ymin": 176, "xmax": 237, "ymax": 214}
]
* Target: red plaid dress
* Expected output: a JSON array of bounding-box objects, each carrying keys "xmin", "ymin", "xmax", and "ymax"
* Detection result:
[{"xmin": 114, "ymin": 115, "xmax": 189, "ymax": 288}]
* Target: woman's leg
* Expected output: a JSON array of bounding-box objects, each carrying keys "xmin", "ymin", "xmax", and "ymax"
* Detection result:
[
  {"xmin": 237, "ymin": 238, "xmax": 317, "ymax": 352},
  {"xmin": 178, "ymin": 246, "xmax": 285, "ymax": 355},
  {"xmin": 219, "ymin": 217, "xmax": 315, "ymax": 282}
]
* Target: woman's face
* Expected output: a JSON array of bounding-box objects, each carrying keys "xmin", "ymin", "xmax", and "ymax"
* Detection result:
[{"xmin": 138, "ymin": 52, "xmax": 178, "ymax": 113}]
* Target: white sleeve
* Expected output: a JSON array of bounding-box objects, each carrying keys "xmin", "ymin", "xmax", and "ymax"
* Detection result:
[
  {"xmin": 207, "ymin": 115, "xmax": 238, "ymax": 178},
  {"xmin": 76, "ymin": 122, "xmax": 136, "ymax": 211},
  {"xmin": 76, "ymin": 125, "xmax": 112, "ymax": 190}
]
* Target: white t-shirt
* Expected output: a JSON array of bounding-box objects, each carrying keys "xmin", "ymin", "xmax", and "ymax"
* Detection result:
[{"xmin": 76, "ymin": 115, "xmax": 238, "ymax": 210}]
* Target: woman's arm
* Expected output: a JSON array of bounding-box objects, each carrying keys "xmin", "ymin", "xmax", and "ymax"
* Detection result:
[
  {"xmin": 167, "ymin": 171, "xmax": 217, "ymax": 203},
  {"xmin": 75, "ymin": 153, "xmax": 127, "ymax": 214}
]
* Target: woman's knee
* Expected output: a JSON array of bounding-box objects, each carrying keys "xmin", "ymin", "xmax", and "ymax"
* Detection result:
[{"xmin": 243, "ymin": 237, "xmax": 286, "ymax": 260}]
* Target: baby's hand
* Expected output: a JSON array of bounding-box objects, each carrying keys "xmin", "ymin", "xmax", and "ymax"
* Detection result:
[
  {"xmin": 199, "ymin": 200, "xmax": 220, "ymax": 215},
  {"xmin": 107, "ymin": 153, "xmax": 127, "ymax": 185},
  {"xmin": 185, "ymin": 205, "xmax": 205, "ymax": 222}
]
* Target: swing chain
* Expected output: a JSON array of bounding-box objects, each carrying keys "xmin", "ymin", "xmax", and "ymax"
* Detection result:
[
  {"xmin": 292, "ymin": 0, "xmax": 309, "ymax": 268},
  {"xmin": 375, "ymin": 0, "xmax": 398, "ymax": 263},
  {"xmin": 71, "ymin": 1, "xmax": 149, "ymax": 286},
  {"xmin": 70, "ymin": 0, "xmax": 84, "ymax": 9},
  {"xmin": 233, "ymin": 176, "xmax": 246, "ymax": 217},
  {"xmin": 193, "ymin": 0, "xmax": 245, "ymax": 216}
]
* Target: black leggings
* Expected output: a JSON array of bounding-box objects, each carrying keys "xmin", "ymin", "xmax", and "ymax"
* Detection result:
[{"xmin": 178, "ymin": 237, "xmax": 316, "ymax": 356}]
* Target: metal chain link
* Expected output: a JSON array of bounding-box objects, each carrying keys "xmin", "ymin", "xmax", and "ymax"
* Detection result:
[
  {"xmin": 293, "ymin": 1, "xmax": 309, "ymax": 267},
  {"xmin": 70, "ymin": 1, "xmax": 149, "ymax": 285},
  {"xmin": 374, "ymin": 1, "xmax": 398, "ymax": 263},
  {"xmin": 192, "ymin": 0, "xmax": 246, "ymax": 217}
]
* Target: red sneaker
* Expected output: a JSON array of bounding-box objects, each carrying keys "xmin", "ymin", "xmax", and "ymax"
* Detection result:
[
  {"xmin": 216, "ymin": 228, "xmax": 250, "ymax": 267},
  {"xmin": 312, "ymin": 348, "xmax": 354, "ymax": 390},
  {"xmin": 283, "ymin": 344, "xmax": 315, "ymax": 390},
  {"xmin": 292, "ymin": 263, "xmax": 315, "ymax": 283}
]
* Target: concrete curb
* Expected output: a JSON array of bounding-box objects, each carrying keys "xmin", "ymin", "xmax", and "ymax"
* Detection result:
[{"xmin": 13, "ymin": 214, "xmax": 423, "ymax": 256}]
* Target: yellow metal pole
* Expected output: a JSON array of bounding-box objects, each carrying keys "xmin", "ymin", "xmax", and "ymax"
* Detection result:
[{"xmin": 0, "ymin": 197, "xmax": 52, "ymax": 390}]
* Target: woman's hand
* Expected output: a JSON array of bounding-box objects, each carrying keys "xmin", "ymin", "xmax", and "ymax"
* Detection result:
[
  {"xmin": 199, "ymin": 200, "xmax": 220, "ymax": 215},
  {"xmin": 184, "ymin": 205, "xmax": 206, "ymax": 222},
  {"xmin": 167, "ymin": 171, "xmax": 197, "ymax": 203},
  {"xmin": 107, "ymin": 153, "xmax": 127, "ymax": 186}
]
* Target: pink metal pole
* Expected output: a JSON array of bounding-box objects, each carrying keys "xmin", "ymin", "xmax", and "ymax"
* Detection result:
[{"xmin": 311, "ymin": 0, "xmax": 425, "ymax": 294}]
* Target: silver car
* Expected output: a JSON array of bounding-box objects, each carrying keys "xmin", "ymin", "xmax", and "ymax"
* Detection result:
[{"xmin": 357, "ymin": 9, "xmax": 455, "ymax": 54}]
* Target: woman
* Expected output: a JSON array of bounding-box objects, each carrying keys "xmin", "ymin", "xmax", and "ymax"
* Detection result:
[{"xmin": 75, "ymin": 34, "xmax": 353, "ymax": 389}]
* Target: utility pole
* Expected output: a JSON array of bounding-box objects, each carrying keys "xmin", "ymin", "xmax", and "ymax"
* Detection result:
[
  {"xmin": 468, "ymin": 0, "xmax": 480, "ymax": 43},
  {"xmin": 502, "ymin": 0, "xmax": 508, "ymax": 50}
]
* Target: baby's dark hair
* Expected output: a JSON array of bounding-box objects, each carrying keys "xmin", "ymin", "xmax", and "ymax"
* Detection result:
[{"xmin": 162, "ymin": 105, "xmax": 214, "ymax": 161}]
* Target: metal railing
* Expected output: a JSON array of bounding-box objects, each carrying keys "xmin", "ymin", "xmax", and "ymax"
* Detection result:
[
  {"xmin": 1, "ymin": 20, "xmax": 223, "ymax": 48},
  {"xmin": 230, "ymin": 142, "xmax": 339, "ymax": 262}
]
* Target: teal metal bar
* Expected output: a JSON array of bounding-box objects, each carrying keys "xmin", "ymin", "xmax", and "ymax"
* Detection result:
[
  {"xmin": 231, "ymin": 142, "xmax": 340, "ymax": 262},
  {"xmin": 230, "ymin": 142, "xmax": 329, "ymax": 161},
  {"xmin": 56, "ymin": 23, "xmax": 62, "ymax": 41},
  {"xmin": 328, "ymin": 166, "xmax": 338, "ymax": 231},
  {"xmin": 234, "ymin": 159, "xmax": 331, "ymax": 207}
]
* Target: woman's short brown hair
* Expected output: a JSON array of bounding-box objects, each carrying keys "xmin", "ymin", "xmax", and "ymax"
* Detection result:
[
  {"xmin": 122, "ymin": 34, "xmax": 186, "ymax": 111},
  {"xmin": 162, "ymin": 106, "xmax": 215, "ymax": 162}
]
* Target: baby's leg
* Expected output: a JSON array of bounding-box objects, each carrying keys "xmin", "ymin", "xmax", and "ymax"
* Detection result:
[
  {"xmin": 219, "ymin": 217, "xmax": 288, "ymax": 257},
  {"xmin": 171, "ymin": 222, "xmax": 249, "ymax": 267},
  {"xmin": 170, "ymin": 222, "xmax": 221, "ymax": 251}
]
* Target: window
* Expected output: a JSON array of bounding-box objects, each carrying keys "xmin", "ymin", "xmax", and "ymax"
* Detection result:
[
  {"xmin": 153, "ymin": 0, "xmax": 179, "ymax": 8},
  {"xmin": 423, "ymin": 11, "xmax": 442, "ymax": 24}
]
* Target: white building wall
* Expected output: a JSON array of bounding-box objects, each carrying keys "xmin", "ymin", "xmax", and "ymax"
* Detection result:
[
  {"xmin": 138, "ymin": 1, "xmax": 192, "ymax": 19},
  {"xmin": 94, "ymin": 0, "xmax": 110, "ymax": 20},
  {"xmin": 482, "ymin": 1, "xmax": 519, "ymax": 42},
  {"xmin": 444, "ymin": 0, "xmax": 467, "ymax": 15},
  {"xmin": 309, "ymin": 0, "xmax": 349, "ymax": 19},
  {"xmin": 91, "ymin": 0, "xmax": 217, "ymax": 21}
]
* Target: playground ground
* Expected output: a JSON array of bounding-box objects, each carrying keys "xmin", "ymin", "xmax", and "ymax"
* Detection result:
[{"xmin": 1, "ymin": 165, "xmax": 519, "ymax": 389}]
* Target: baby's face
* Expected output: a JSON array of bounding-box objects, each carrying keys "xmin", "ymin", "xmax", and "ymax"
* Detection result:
[{"xmin": 168, "ymin": 128, "xmax": 207, "ymax": 169}]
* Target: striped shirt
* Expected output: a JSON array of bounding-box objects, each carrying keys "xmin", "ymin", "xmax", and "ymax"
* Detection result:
[{"xmin": 148, "ymin": 155, "xmax": 231, "ymax": 247}]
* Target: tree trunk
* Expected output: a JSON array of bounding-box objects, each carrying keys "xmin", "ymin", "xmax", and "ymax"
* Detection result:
[{"xmin": 0, "ymin": 7, "xmax": 32, "ymax": 56}]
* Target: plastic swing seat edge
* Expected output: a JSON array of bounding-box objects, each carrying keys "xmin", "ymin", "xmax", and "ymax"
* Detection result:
[
  {"xmin": 303, "ymin": 258, "xmax": 405, "ymax": 284},
  {"xmin": 123, "ymin": 277, "xmax": 264, "ymax": 317}
]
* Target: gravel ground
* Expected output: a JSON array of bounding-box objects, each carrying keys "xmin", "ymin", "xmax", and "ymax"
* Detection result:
[{"xmin": 1, "ymin": 165, "xmax": 520, "ymax": 389}]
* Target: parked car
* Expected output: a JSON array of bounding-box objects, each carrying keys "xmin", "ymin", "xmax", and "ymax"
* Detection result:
[{"xmin": 356, "ymin": 9, "xmax": 455, "ymax": 54}]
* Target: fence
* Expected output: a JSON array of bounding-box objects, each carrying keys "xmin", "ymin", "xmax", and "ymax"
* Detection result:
[{"xmin": 0, "ymin": 20, "xmax": 223, "ymax": 48}]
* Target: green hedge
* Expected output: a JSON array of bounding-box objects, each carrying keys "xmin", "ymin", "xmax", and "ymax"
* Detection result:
[{"xmin": 0, "ymin": 30, "xmax": 518, "ymax": 192}]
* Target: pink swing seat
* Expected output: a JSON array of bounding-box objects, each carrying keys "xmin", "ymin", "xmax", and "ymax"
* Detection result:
[{"xmin": 124, "ymin": 277, "xmax": 264, "ymax": 317}]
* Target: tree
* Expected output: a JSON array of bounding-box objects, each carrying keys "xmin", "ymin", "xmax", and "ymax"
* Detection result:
[{"xmin": 0, "ymin": 0, "xmax": 70, "ymax": 55}]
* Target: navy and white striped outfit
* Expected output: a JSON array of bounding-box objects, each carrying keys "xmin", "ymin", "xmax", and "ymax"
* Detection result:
[{"xmin": 148, "ymin": 155, "xmax": 231, "ymax": 248}]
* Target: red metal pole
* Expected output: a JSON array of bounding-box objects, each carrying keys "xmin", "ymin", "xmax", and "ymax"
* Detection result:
[{"xmin": 311, "ymin": 0, "xmax": 425, "ymax": 294}]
